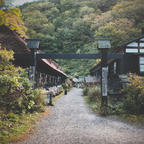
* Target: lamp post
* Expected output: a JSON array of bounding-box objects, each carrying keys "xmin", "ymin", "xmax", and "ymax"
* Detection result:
[
  {"xmin": 96, "ymin": 39, "xmax": 111, "ymax": 114},
  {"xmin": 26, "ymin": 39, "xmax": 41, "ymax": 88}
]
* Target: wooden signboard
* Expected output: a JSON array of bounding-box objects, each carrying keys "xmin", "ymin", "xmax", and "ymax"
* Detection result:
[{"xmin": 102, "ymin": 67, "xmax": 108, "ymax": 96}]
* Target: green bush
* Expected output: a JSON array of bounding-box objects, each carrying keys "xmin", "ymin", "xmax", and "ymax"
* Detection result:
[
  {"xmin": 83, "ymin": 85, "xmax": 101, "ymax": 113},
  {"xmin": 83, "ymin": 87, "xmax": 89, "ymax": 96},
  {"xmin": 88, "ymin": 86, "xmax": 101, "ymax": 101},
  {"xmin": 0, "ymin": 73, "xmax": 46, "ymax": 113},
  {"xmin": 0, "ymin": 49, "xmax": 45, "ymax": 114},
  {"xmin": 7, "ymin": 112, "xmax": 19, "ymax": 122},
  {"xmin": 83, "ymin": 86, "xmax": 101, "ymax": 101},
  {"xmin": 30, "ymin": 89, "xmax": 46, "ymax": 112},
  {"xmin": 121, "ymin": 73, "xmax": 144, "ymax": 114}
]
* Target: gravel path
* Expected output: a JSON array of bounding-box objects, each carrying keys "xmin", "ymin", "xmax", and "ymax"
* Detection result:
[{"xmin": 18, "ymin": 88, "xmax": 144, "ymax": 144}]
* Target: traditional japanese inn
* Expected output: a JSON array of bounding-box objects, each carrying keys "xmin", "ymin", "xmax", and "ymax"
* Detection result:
[
  {"xmin": 90, "ymin": 35, "xmax": 144, "ymax": 94},
  {"xmin": 0, "ymin": 25, "xmax": 67, "ymax": 89}
]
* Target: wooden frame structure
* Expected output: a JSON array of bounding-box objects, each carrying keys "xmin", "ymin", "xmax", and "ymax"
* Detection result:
[
  {"xmin": 90, "ymin": 35, "xmax": 144, "ymax": 94},
  {"xmin": 0, "ymin": 25, "xmax": 67, "ymax": 88}
]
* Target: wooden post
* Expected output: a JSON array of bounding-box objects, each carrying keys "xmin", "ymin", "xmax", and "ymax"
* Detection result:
[
  {"xmin": 101, "ymin": 49, "xmax": 108, "ymax": 114},
  {"xmin": 31, "ymin": 49, "xmax": 37, "ymax": 88}
]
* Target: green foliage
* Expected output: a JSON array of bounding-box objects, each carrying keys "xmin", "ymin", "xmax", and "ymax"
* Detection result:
[
  {"xmin": 83, "ymin": 85, "xmax": 101, "ymax": 113},
  {"xmin": 87, "ymin": 86, "xmax": 101, "ymax": 101},
  {"xmin": 0, "ymin": 112, "xmax": 38, "ymax": 143},
  {"xmin": 21, "ymin": 0, "xmax": 144, "ymax": 76},
  {"xmin": 20, "ymin": 0, "xmax": 99, "ymax": 76},
  {"xmin": 83, "ymin": 87, "xmax": 89, "ymax": 96},
  {"xmin": 120, "ymin": 114, "xmax": 144, "ymax": 125},
  {"xmin": 120, "ymin": 73, "xmax": 144, "ymax": 114},
  {"xmin": 0, "ymin": 0, "xmax": 27, "ymax": 38},
  {"xmin": 95, "ymin": 18, "xmax": 140, "ymax": 50},
  {"xmin": 65, "ymin": 78, "xmax": 73, "ymax": 90},
  {"xmin": 0, "ymin": 49, "xmax": 45, "ymax": 114},
  {"xmin": 0, "ymin": 48, "xmax": 14, "ymax": 62},
  {"xmin": 31, "ymin": 88, "xmax": 46, "ymax": 112}
]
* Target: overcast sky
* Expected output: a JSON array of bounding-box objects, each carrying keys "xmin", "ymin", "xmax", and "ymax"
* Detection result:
[{"xmin": 12, "ymin": 0, "xmax": 38, "ymax": 6}]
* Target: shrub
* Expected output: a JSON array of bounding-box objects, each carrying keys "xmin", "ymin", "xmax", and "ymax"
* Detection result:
[
  {"xmin": 83, "ymin": 85, "xmax": 101, "ymax": 113},
  {"xmin": 0, "ymin": 49, "xmax": 45, "ymax": 114},
  {"xmin": 121, "ymin": 73, "xmax": 144, "ymax": 114},
  {"xmin": 30, "ymin": 88, "xmax": 46, "ymax": 112},
  {"xmin": 83, "ymin": 87, "xmax": 89, "ymax": 96},
  {"xmin": 65, "ymin": 78, "xmax": 73, "ymax": 90},
  {"xmin": 83, "ymin": 85, "xmax": 101, "ymax": 101},
  {"xmin": 88, "ymin": 86, "xmax": 101, "ymax": 101},
  {"xmin": 7, "ymin": 112, "xmax": 19, "ymax": 122}
]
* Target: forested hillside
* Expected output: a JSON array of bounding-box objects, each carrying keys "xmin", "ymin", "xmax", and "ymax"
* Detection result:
[
  {"xmin": 20, "ymin": 0, "xmax": 144, "ymax": 76},
  {"xmin": 0, "ymin": 0, "xmax": 27, "ymax": 38}
]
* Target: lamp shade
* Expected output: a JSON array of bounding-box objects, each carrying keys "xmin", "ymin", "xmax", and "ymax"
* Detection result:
[
  {"xmin": 26, "ymin": 39, "xmax": 41, "ymax": 49},
  {"xmin": 96, "ymin": 39, "xmax": 111, "ymax": 49}
]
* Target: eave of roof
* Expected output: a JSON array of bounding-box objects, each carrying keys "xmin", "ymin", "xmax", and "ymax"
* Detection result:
[
  {"xmin": 119, "ymin": 35, "xmax": 144, "ymax": 48},
  {"xmin": 0, "ymin": 25, "xmax": 29, "ymax": 52},
  {"xmin": 0, "ymin": 25, "xmax": 67, "ymax": 77},
  {"xmin": 37, "ymin": 51, "xmax": 67, "ymax": 78},
  {"xmin": 41, "ymin": 59, "xmax": 67, "ymax": 77},
  {"xmin": 90, "ymin": 35, "xmax": 144, "ymax": 73}
]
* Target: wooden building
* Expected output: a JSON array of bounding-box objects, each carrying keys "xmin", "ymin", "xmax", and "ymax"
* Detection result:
[
  {"xmin": 90, "ymin": 35, "xmax": 144, "ymax": 94},
  {"xmin": 84, "ymin": 76, "xmax": 98, "ymax": 86},
  {"xmin": 0, "ymin": 25, "xmax": 28, "ymax": 52},
  {"xmin": 0, "ymin": 25, "xmax": 67, "ymax": 88}
]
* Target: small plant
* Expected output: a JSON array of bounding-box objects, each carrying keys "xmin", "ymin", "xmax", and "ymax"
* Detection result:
[
  {"xmin": 83, "ymin": 87, "xmax": 89, "ymax": 96},
  {"xmin": 83, "ymin": 85, "xmax": 101, "ymax": 113},
  {"xmin": 120, "ymin": 73, "xmax": 144, "ymax": 114},
  {"xmin": 0, "ymin": 112, "xmax": 38, "ymax": 144},
  {"xmin": 88, "ymin": 86, "xmax": 101, "ymax": 101}
]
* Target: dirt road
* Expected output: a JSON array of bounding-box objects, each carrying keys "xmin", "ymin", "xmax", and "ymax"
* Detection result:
[{"xmin": 18, "ymin": 88, "xmax": 144, "ymax": 144}]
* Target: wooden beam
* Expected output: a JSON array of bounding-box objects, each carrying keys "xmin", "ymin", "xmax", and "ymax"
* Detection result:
[
  {"xmin": 37, "ymin": 53, "xmax": 124, "ymax": 59},
  {"xmin": 37, "ymin": 53, "xmax": 101, "ymax": 59},
  {"xmin": 14, "ymin": 53, "xmax": 124, "ymax": 64}
]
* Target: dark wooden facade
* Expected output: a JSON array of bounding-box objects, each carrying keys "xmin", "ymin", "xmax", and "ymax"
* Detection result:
[
  {"xmin": 0, "ymin": 25, "xmax": 67, "ymax": 88},
  {"xmin": 90, "ymin": 35, "xmax": 144, "ymax": 94}
]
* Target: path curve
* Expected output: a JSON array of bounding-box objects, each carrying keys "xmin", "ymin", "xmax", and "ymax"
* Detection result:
[{"xmin": 18, "ymin": 88, "xmax": 144, "ymax": 144}]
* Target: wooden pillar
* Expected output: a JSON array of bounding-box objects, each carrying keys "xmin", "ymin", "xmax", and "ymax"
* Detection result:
[
  {"xmin": 101, "ymin": 49, "xmax": 108, "ymax": 110},
  {"xmin": 30, "ymin": 49, "xmax": 37, "ymax": 88}
]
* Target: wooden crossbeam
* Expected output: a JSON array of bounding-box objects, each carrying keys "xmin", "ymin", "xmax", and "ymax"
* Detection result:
[
  {"xmin": 37, "ymin": 53, "xmax": 124, "ymax": 59},
  {"xmin": 14, "ymin": 53, "xmax": 124, "ymax": 67},
  {"xmin": 37, "ymin": 53, "xmax": 101, "ymax": 59},
  {"xmin": 14, "ymin": 53, "xmax": 124, "ymax": 61}
]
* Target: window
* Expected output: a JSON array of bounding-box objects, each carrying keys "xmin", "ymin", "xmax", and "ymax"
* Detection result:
[
  {"xmin": 140, "ymin": 49, "xmax": 144, "ymax": 53},
  {"xmin": 125, "ymin": 48, "xmax": 138, "ymax": 53},
  {"xmin": 139, "ymin": 57, "xmax": 144, "ymax": 72},
  {"xmin": 127, "ymin": 42, "xmax": 138, "ymax": 47}
]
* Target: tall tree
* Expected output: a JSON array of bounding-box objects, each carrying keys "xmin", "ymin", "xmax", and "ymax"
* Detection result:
[
  {"xmin": 20, "ymin": 0, "xmax": 144, "ymax": 76},
  {"xmin": 0, "ymin": 0, "xmax": 27, "ymax": 37}
]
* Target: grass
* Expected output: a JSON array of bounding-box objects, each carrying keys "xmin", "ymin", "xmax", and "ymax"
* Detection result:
[
  {"xmin": 83, "ymin": 88, "xmax": 144, "ymax": 125},
  {"xmin": 0, "ymin": 89, "xmax": 65, "ymax": 144},
  {"xmin": 0, "ymin": 113, "xmax": 40, "ymax": 144},
  {"xmin": 84, "ymin": 95, "xmax": 144, "ymax": 125},
  {"xmin": 52, "ymin": 90, "xmax": 64, "ymax": 105},
  {"xmin": 120, "ymin": 114, "xmax": 144, "ymax": 125},
  {"xmin": 83, "ymin": 96, "xmax": 101, "ymax": 114}
]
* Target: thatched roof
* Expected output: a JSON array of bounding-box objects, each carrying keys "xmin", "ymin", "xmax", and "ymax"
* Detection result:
[
  {"xmin": 0, "ymin": 25, "xmax": 28, "ymax": 52},
  {"xmin": 0, "ymin": 25, "xmax": 67, "ymax": 78}
]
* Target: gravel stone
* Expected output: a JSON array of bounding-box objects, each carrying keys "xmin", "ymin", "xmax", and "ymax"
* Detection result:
[{"xmin": 17, "ymin": 88, "xmax": 144, "ymax": 144}]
